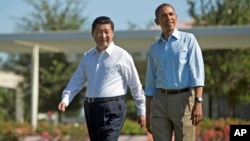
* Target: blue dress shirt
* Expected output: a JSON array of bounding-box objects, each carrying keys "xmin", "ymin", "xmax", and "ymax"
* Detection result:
[{"xmin": 145, "ymin": 29, "xmax": 205, "ymax": 96}]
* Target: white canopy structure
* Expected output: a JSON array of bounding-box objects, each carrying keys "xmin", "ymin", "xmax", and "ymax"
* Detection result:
[
  {"xmin": 0, "ymin": 26, "xmax": 250, "ymax": 129},
  {"xmin": 1, "ymin": 26, "xmax": 250, "ymax": 53}
]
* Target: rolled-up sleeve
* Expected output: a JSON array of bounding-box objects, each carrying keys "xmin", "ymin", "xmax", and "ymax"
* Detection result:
[{"xmin": 188, "ymin": 35, "xmax": 205, "ymax": 87}]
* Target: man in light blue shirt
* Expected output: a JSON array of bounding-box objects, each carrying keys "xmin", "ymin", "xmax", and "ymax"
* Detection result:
[
  {"xmin": 58, "ymin": 16, "xmax": 145, "ymax": 141},
  {"xmin": 145, "ymin": 3, "xmax": 205, "ymax": 141}
]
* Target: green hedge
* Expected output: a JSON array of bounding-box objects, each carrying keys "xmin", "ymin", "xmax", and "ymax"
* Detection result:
[{"xmin": 121, "ymin": 119, "xmax": 147, "ymax": 135}]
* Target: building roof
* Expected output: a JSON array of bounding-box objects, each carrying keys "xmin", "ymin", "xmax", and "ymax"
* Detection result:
[{"xmin": 1, "ymin": 26, "xmax": 250, "ymax": 55}]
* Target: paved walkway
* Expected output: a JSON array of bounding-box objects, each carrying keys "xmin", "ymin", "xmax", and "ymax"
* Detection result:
[
  {"xmin": 118, "ymin": 135, "xmax": 148, "ymax": 141},
  {"xmin": 23, "ymin": 135, "xmax": 149, "ymax": 141}
]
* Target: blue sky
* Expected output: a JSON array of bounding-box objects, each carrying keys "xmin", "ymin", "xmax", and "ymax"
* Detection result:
[{"xmin": 0, "ymin": 0, "xmax": 191, "ymax": 33}]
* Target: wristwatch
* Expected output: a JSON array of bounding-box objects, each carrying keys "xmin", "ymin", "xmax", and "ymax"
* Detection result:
[{"xmin": 195, "ymin": 97, "xmax": 203, "ymax": 103}]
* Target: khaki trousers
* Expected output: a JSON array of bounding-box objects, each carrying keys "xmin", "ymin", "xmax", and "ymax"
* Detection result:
[{"xmin": 150, "ymin": 89, "xmax": 195, "ymax": 141}]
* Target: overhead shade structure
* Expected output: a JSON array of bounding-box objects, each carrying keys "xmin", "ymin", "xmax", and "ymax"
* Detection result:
[
  {"xmin": 0, "ymin": 26, "xmax": 250, "ymax": 129},
  {"xmin": 1, "ymin": 26, "xmax": 250, "ymax": 54}
]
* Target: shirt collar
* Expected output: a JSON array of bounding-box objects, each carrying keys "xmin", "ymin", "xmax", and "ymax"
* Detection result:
[
  {"xmin": 105, "ymin": 41, "xmax": 114, "ymax": 55},
  {"xmin": 158, "ymin": 28, "xmax": 180, "ymax": 43},
  {"xmin": 93, "ymin": 41, "xmax": 115, "ymax": 56}
]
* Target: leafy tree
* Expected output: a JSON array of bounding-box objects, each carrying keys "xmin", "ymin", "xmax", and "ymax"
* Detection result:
[
  {"xmin": 203, "ymin": 49, "xmax": 250, "ymax": 117},
  {"xmin": 187, "ymin": 0, "xmax": 250, "ymax": 26},
  {"xmin": 127, "ymin": 20, "xmax": 155, "ymax": 30},
  {"xmin": 3, "ymin": 0, "xmax": 89, "ymax": 121},
  {"xmin": 127, "ymin": 21, "xmax": 141, "ymax": 31},
  {"xmin": 0, "ymin": 88, "xmax": 16, "ymax": 120},
  {"xmin": 187, "ymin": 0, "xmax": 250, "ymax": 117},
  {"xmin": 15, "ymin": 0, "xmax": 88, "ymax": 32},
  {"xmin": 0, "ymin": 54, "xmax": 30, "ymax": 120}
]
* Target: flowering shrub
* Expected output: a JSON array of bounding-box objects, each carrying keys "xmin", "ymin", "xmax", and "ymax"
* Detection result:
[
  {"xmin": 0, "ymin": 120, "xmax": 88, "ymax": 140},
  {"xmin": 196, "ymin": 117, "xmax": 250, "ymax": 141},
  {"xmin": 0, "ymin": 118, "xmax": 250, "ymax": 140}
]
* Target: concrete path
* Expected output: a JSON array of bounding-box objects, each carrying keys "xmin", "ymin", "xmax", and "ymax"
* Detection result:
[
  {"xmin": 118, "ymin": 135, "xmax": 148, "ymax": 141},
  {"xmin": 23, "ymin": 135, "xmax": 149, "ymax": 141}
]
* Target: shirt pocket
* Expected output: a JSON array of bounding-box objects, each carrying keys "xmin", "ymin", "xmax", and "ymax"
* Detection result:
[
  {"xmin": 175, "ymin": 49, "xmax": 188, "ymax": 64},
  {"xmin": 104, "ymin": 65, "xmax": 120, "ymax": 79}
]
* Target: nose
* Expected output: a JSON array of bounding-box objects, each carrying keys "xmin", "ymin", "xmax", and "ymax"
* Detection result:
[
  {"xmin": 166, "ymin": 14, "xmax": 172, "ymax": 20},
  {"xmin": 98, "ymin": 31, "xmax": 107, "ymax": 37}
]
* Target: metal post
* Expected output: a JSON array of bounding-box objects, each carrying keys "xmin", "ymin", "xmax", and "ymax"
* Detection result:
[
  {"xmin": 15, "ymin": 86, "xmax": 24, "ymax": 123},
  {"xmin": 31, "ymin": 45, "xmax": 39, "ymax": 130}
]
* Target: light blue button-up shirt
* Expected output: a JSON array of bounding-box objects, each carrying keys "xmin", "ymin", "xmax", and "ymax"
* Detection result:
[
  {"xmin": 145, "ymin": 29, "xmax": 205, "ymax": 96},
  {"xmin": 61, "ymin": 42, "xmax": 145, "ymax": 115}
]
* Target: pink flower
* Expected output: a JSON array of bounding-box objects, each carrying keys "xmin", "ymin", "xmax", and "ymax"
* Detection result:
[
  {"xmin": 42, "ymin": 131, "xmax": 50, "ymax": 138},
  {"xmin": 202, "ymin": 129, "xmax": 214, "ymax": 141},
  {"xmin": 54, "ymin": 128, "xmax": 61, "ymax": 136}
]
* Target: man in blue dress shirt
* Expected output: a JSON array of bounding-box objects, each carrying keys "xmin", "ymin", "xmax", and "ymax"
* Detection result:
[
  {"xmin": 145, "ymin": 3, "xmax": 205, "ymax": 141},
  {"xmin": 58, "ymin": 16, "xmax": 146, "ymax": 141}
]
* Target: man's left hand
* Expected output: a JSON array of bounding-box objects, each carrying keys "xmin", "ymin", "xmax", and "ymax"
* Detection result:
[
  {"xmin": 137, "ymin": 115, "xmax": 146, "ymax": 128},
  {"xmin": 191, "ymin": 103, "xmax": 203, "ymax": 126}
]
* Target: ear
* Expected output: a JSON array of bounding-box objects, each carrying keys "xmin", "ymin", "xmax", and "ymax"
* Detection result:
[{"xmin": 154, "ymin": 18, "xmax": 159, "ymax": 25}]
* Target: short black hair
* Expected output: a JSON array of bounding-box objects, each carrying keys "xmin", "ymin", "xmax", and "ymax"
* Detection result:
[
  {"xmin": 155, "ymin": 3, "xmax": 176, "ymax": 18},
  {"xmin": 91, "ymin": 16, "xmax": 114, "ymax": 33}
]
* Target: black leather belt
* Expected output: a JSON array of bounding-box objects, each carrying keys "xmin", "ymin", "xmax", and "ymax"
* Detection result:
[
  {"xmin": 85, "ymin": 95, "xmax": 125, "ymax": 103},
  {"xmin": 159, "ymin": 88, "xmax": 190, "ymax": 94}
]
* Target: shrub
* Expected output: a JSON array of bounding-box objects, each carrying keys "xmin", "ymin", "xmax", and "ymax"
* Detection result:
[
  {"xmin": 196, "ymin": 117, "xmax": 250, "ymax": 141},
  {"xmin": 1, "ymin": 117, "xmax": 250, "ymax": 140},
  {"xmin": 122, "ymin": 119, "xmax": 147, "ymax": 135},
  {"xmin": 0, "ymin": 120, "xmax": 88, "ymax": 140}
]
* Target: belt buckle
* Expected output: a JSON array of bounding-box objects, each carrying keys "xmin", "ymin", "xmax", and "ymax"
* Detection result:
[{"xmin": 88, "ymin": 98, "xmax": 94, "ymax": 103}]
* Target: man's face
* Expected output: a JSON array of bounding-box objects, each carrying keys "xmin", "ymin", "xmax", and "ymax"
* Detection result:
[
  {"xmin": 92, "ymin": 23, "xmax": 114, "ymax": 49},
  {"xmin": 155, "ymin": 6, "xmax": 177, "ymax": 34}
]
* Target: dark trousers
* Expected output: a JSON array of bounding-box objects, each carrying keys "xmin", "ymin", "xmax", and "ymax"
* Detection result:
[{"xmin": 84, "ymin": 98, "xmax": 127, "ymax": 141}]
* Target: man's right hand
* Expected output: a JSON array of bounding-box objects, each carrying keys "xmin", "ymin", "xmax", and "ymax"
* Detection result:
[{"xmin": 58, "ymin": 102, "xmax": 66, "ymax": 112}]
